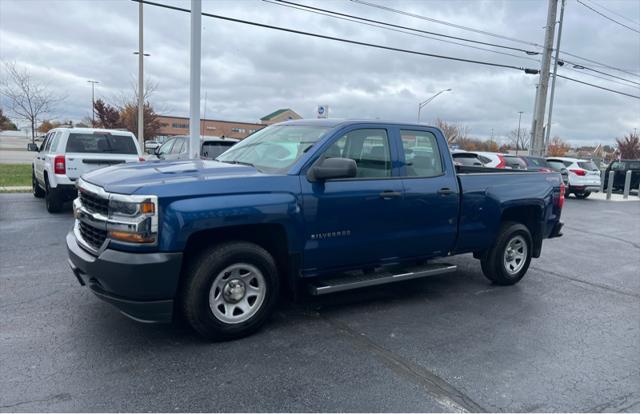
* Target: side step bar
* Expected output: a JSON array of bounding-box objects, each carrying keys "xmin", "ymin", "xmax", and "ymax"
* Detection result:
[{"xmin": 308, "ymin": 263, "xmax": 457, "ymax": 295}]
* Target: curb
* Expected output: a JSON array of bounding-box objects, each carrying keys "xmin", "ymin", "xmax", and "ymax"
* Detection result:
[{"xmin": 0, "ymin": 186, "xmax": 31, "ymax": 193}]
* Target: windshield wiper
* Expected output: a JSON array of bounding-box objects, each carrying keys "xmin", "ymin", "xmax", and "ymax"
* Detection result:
[{"xmin": 219, "ymin": 160, "xmax": 256, "ymax": 168}]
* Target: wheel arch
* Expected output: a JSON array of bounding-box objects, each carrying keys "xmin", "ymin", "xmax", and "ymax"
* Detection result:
[{"xmin": 500, "ymin": 205, "xmax": 543, "ymax": 257}]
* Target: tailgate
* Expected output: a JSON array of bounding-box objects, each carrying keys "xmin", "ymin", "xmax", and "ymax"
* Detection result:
[{"xmin": 66, "ymin": 153, "xmax": 139, "ymax": 179}]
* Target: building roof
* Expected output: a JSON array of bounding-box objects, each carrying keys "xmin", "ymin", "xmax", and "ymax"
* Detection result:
[{"xmin": 260, "ymin": 108, "xmax": 292, "ymax": 121}]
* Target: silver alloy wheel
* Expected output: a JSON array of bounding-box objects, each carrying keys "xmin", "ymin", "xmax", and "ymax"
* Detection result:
[
  {"xmin": 503, "ymin": 235, "xmax": 527, "ymax": 275},
  {"xmin": 209, "ymin": 263, "xmax": 266, "ymax": 324}
]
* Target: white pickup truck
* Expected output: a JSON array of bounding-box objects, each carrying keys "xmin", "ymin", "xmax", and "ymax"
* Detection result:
[{"xmin": 29, "ymin": 128, "xmax": 143, "ymax": 213}]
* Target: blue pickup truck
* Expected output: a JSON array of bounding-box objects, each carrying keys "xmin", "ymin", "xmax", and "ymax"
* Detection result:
[{"xmin": 67, "ymin": 120, "xmax": 564, "ymax": 340}]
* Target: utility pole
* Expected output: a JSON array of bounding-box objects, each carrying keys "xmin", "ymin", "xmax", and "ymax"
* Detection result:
[
  {"xmin": 544, "ymin": 0, "xmax": 566, "ymax": 155},
  {"xmin": 516, "ymin": 111, "xmax": 523, "ymax": 156},
  {"xmin": 189, "ymin": 0, "xmax": 202, "ymax": 159},
  {"xmin": 530, "ymin": 0, "xmax": 558, "ymax": 157},
  {"xmin": 137, "ymin": 1, "xmax": 144, "ymax": 149},
  {"xmin": 87, "ymin": 80, "xmax": 99, "ymax": 125}
]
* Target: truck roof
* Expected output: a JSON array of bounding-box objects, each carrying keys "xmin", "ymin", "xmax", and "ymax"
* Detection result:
[{"xmin": 277, "ymin": 119, "xmax": 436, "ymax": 129}]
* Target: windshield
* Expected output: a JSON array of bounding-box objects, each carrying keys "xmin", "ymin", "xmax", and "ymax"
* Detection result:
[
  {"xmin": 66, "ymin": 133, "xmax": 137, "ymax": 154},
  {"xmin": 216, "ymin": 125, "xmax": 330, "ymax": 172},
  {"xmin": 524, "ymin": 157, "xmax": 548, "ymax": 167}
]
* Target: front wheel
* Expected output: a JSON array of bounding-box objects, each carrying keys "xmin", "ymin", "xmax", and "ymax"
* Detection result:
[
  {"xmin": 180, "ymin": 242, "xmax": 280, "ymax": 341},
  {"xmin": 481, "ymin": 222, "xmax": 532, "ymax": 285}
]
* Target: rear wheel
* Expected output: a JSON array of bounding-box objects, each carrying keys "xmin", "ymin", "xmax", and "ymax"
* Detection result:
[
  {"xmin": 44, "ymin": 178, "xmax": 63, "ymax": 213},
  {"xmin": 32, "ymin": 170, "xmax": 44, "ymax": 198},
  {"xmin": 575, "ymin": 191, "xmax": 590, "ymax": 199},
  {"xmin": 180, "ymin": 241, "xmax": 280, "ymax": 341},
  {"xmin": 481, "ymin": 222, "xmax": 532, "ymax": 285}
]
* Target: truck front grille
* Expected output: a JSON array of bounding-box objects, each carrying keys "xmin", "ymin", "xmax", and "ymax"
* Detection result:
[
  {"xmin": 79, "ymin": 221, "xmax": 107, "ymax": 250},
  {"xmin": 79, "ymin": 190, "xmax": 108, "ymax": 216}
]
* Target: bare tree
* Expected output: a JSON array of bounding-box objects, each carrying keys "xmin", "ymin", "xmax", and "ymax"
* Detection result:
[
  {"xmin": 508, "ymin": 127, "xmax": 529, "ymax": 152},
  {"xmin": 0, "ymin": 62, "xmax": 63, "ymax": 142},
  {"xmin": 435, "ymin": 118, "xmax": 470, "ymax": 144}
]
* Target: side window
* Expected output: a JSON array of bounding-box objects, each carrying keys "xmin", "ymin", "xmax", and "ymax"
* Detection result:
[
  {"xmin": 171, "ymin": 138, "xmax": 185, "ymax": 154},
  {"xmin": 39, "ymin": 135, "xmax": 50, "ymax": 152},
  {"xmin": 400, "ymin": 130, "xmax": 443, "ymax": 177},
  {"xmin": 322, "ymin": 128, "xmax": 391, "ymax": 178},
  {"xmin": 48, "ymin": 132, "xmax": 61, "ymax": 153},
  {"xmin": 158, "ymin": 139, "xmax": 175, "ymax": 155},
  {"xmin": 43, "ymin": 133, "xmax": 53, "ymax": 152}
]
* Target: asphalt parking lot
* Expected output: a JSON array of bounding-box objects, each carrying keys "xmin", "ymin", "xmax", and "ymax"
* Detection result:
[{"xmin": 1, "ymin": 193, "xmax": 638, "ymax": 412}]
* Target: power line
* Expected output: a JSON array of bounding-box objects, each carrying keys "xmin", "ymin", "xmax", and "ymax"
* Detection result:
[
  {"xmin": 272, "ymin": 0, "xmax": 638, "ymax": 88},
  {"xmin": 576, "ymin": 0, "xmax": 640, "ymax": 34},
  {"xmin": 556, "ymin": 74, "xmax": 640, "ymax": 99},
  {"xmin": 562, "ymin": 66, "xmax": 640, "ymax": 89},
  {"xmin": 352, "ymin": 0, "xmax": 640, "ymax": 79},
  {"xmin": 561, "ymin": 58, "xmax": 640, "ymax": 87},
  {"xmin": 350, "ymin": 0, "xmax": 545, "ymax": 49},
  {"xmin": 584, "ymin": 0, "xmax": 640, "ymax": 26},
  {"xmin": 133, "ymin": 0, "xmax": 539, "ymax": 74},
  {"xmin": 269, "ymin": 0, "xmax": 540, "ymax": 57}
]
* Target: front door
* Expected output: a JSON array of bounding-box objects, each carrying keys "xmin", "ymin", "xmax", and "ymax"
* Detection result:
[{"xmin": 300, "ymin": 127, "xmax": 405, "ymax": 273}]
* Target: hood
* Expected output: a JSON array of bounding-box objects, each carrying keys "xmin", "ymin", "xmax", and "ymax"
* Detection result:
[{"xmin": 82, "ymin": 159, "xmax": 262, "ymax": 194}]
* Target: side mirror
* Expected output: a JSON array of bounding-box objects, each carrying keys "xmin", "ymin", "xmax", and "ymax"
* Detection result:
[
  {"xmin": 308, "ymin": 157, "xmax": 357, "ymax": 181},
  {"xmin": 27, "ymin": 143, "xmax": 39, "ymax": 152}
]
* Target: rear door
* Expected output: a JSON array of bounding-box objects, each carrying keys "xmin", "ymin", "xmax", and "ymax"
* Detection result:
[
  {"xmin": 397, "ymin": 128, "xmax": 459, "ymax": 258},
  {"xmin": 64, "ymin": 132, "xmax": 140, "ymax": 180}
]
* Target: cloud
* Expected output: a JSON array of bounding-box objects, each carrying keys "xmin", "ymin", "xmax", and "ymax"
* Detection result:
[{"xmin": 0, "ymin": 0, "xmax": 638, "ymax": 145}]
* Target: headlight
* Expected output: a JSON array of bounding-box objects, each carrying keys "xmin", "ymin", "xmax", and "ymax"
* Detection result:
[
  {"xmin": 109, "ymin": 199, "xmax": 155, "ymax": 218},
  {"xmin": 106, "ymin": 194, "xmax": 158, "ymax": 244}
]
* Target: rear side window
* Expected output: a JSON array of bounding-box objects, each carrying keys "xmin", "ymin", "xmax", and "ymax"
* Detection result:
[
  {"xmin": 401, "ymin": 130, "xmax": 443, "ymax": 177},
  {"xmin": 547, "ymin": 161, "xmax": 565, "ymax": 171},
  {"xmin": 454, "ymin": 154, "xmax": 484, "ymax": 166},
  {"xmin": 66, "ymin": 133, "xmax": 137, "ymax": 154},
  {"xmin": 171, "ymin": 138, "xmax": 186, "ymax": 154},
  {"xmin": 202, "ymin": 141, "xmax": 234, "ymax": 159},
  {"xmin": 628, "ymin": 161, "xmax": 640, "ymax": 170},
  {"xmin": 578, "ymin": 161, "xmax": 598, "ymax": 171},
  {"xmin": 47, "ymin": 132, "xmax": 61, "ymax": 153}
]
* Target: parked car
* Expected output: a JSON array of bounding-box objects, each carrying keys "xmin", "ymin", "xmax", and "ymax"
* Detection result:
[
  {"xmin": 201, "ymin": 137, "xmax": 239, "ymax": 160},
  {"xmin": 546, "ymin": 157, "xmax": 601, "ymax": 198},
  {"xmin": 144, "ymin": 140, "xmax": 161, "ymax": 153},
  {"xmin": 451, "ymin": 150, "xmax": 485, "ymax": 167},
  {"xmin": 545, "ymin": 159, "xmax": 570, "ymax": 187},
  {"xmin": 154, "ymin": 136, "xmax": 239, "ymax": 160},
  {"xmin": 474, "ymin": 151, "xmax": 506, "ymax": 168},
  {"xmin": 502, "ymin": 154, "xmax": 528, "ymax": 170},
  {"xmin": 28, "ymin": 128, "xmax": 143, "ymax": 212},
  {"xmin": 603, "ymin": 159, "xmax": 640, "ymax": 191},
  {"xmin": 67, "ymin": 119, "xmax": 564, "ymax": 341}
]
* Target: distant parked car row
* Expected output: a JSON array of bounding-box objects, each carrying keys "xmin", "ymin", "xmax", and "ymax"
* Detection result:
[
  {"xmin": 451, "ymin": 151, "xmax": 604, "ymax": 198},
  {"xmin": 28, "ymin": 128, "xmax": 240, "ymax": 213}
]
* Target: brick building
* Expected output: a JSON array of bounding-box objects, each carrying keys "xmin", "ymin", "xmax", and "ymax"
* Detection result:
[{"xmin": 156, "ymin": 108, "xmax": 302, "ymax": 140}]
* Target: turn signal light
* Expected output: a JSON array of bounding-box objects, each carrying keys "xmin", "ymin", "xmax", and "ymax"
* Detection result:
[
  {"xmin": 108, "ymin": 231, "xmax": 155, "ymax": 244},
  {"xmin": 140, "ymin": 201, "xmax": 155, "ymax": 214},
  {"xmin": 54, "ymin": 155, "xmax": 66, "ymax": 174}
]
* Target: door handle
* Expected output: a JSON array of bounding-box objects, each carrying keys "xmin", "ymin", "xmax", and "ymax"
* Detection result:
[
  {"xmin": 379, "ymin": 191, "xmax": 401, "ymax": 199},
  {"xmin": 438, "ymin": 188, "xmax": 455, "ymax": 196}
]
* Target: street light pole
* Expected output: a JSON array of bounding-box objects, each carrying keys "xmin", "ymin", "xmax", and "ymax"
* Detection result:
[
  {"xmin": 87, "ymin": 80, "xmax": 99, "ymax": 125},
  {"xmin": 516, "ymin": 111, "xmax": 523, "ymax": 156},
  {"xmin": 417, "ymin": 88, "xmax": 451, "ymax": 123},
  {"xmin": 137, "ymin": 0, "xmax": 144, "ymax": 149}
]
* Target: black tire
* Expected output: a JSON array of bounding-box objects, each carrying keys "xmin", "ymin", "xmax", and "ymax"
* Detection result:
[
  {"xmin": 44, "ymin": 178, "xmax": 63, "ymax": 213},
  {"xmin": 480, "ymin": 222, "xmax": 532, "ymax": 286},
  {"xmin": 575, "ymin": 191, "xmax": 590, "ymax": 199},
  {"xmin": 180, "ymin": 241, "xmax": 280, "ymax": 341},
  {"xmin": 32, "ymin": 169, "xmax": 44, "ymax": 198}
]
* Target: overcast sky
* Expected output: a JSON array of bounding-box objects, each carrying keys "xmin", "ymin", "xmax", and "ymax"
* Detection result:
[{"xmin": 1, "ymin": 0, "xmax": 639, "ymax": 145}]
